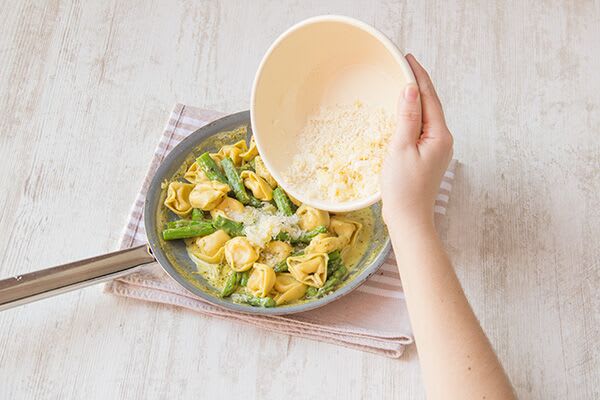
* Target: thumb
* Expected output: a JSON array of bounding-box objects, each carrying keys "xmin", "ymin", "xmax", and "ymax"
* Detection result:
[{"xmin": 393, "ymin": 83, "xmax": 422, "ymax": 147}]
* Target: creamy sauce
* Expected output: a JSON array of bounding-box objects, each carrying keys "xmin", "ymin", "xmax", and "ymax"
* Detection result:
[
  {"xmin": 337, "ymin": 207, "xmax": 374, "ymax": 269},
  {"xmin": 186, "ymin": 206, "xmax": 375, "ymax": 305},
  {"xmin": 186, "ymin": 243, "xmax": 229, "ymax": 288},
  {"xmin": 159, "ymin": 124, "xmax": 378, "ymax": 306}
]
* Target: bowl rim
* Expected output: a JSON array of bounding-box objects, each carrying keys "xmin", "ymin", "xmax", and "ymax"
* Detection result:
[{"xmin": 250, "ymin": 15, "xmax": 416, "ymax": 213}]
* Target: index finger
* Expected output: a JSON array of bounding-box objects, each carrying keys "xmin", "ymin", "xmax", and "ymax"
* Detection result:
[{"xmin": 406, "ymin": 54, "xmax": 447, "ymax": 128}]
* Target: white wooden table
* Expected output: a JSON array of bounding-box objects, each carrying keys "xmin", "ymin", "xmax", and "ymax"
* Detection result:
[{"xmin": 0, "ymin": 1, "xmax": 598, "ymax": 398}]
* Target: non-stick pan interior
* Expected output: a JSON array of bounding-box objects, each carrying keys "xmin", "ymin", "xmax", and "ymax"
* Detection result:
[{"xmin": 144, "ymin": 111, "xmax": 390, "ymax": 315}]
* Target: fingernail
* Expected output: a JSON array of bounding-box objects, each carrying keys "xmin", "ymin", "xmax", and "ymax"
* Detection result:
[{"xmin": 404, "ymin": 84, "xmax": 419, "ymax": 102}]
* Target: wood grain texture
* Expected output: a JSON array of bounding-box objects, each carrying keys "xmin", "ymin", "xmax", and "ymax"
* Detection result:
[{"xmin": 0, "ymin": 0, "xmax": 598, "ymax": 399}]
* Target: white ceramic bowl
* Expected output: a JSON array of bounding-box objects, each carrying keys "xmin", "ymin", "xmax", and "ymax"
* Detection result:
[{"xmin": 251, "ymin": 15, "xmax": 415, "ymax": 212}]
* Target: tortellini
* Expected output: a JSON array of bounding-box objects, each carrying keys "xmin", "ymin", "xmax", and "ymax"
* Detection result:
[
  {"xmin": 296, "ymin": 204, "xmax": 330, "ymax": 231},
  {"xmin": 224, "ymin": 237, "xmax": 259, "ymax": 272},
  {"xmin": 287, "ymin": 191, "xmax": 302, "ymax": 207},
  {"xmin": 184, "ymin": 162, "xmax": 209, "ymax": 184},
  {"xmin": 189, "ymin": 181, "xmax": 231, "ymax": 211},
  {"xmin": 305, "ymin": 233, "xmax": 345, "ymax": 254},
  {"xmin": 287, "ymin": 253, "xmax": 328, "ymax": 288},
  {"xmin": 273, "ymin": 273, "xmax": 307, "ymax": 305},
  {"xmin": 247, "ymin": 263, "xmax": 276, "ymax": 298},
  {"xmin": 211, "ymin": 140, "xmax": 248, "ymax": 166},
  {"xmin": 210, "ymin": 196, "xmax": 245, "ymax": 220},
  {"xmin": 240, "ymin": 170, "xmax": 273, "ymax": 201},
  {"xmin": 164, "ymin": 182, "xmax": 195, "ymax": 216},
  {"xmin": 167, "ymin": 135, "xmax": 375, "ymax": 307},
  {"xmin": 240, "ymin": 137, "xmax": 258, "ymax": 162},
  {"xmin": 329, "ymin": 217, "xmax": 363, "ymax": 247},
  {"xmin": 254, "ymin": 156, "xmax": 277, "ymax": 188},
  {"xmin": 192, "ymin": 229, "xmax": 231, "ymax": 264},
  {"xmin": 260, "ymin": 240, "xmax": 292, "ymax": 267}
]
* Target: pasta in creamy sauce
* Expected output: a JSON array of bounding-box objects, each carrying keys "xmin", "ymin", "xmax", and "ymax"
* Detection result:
[{"xmin": 161, "ymin": 133, "xmax": 373, "ymax": 308}]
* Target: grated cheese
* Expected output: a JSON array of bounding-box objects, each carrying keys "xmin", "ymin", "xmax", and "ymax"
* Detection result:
[
  {"xmin": 283, "ymin": 101, "xmax": 395, "ymax": 203},
  {"xmin": 230, "ymin": 203, "xmax": 302, "ymax": 248}
]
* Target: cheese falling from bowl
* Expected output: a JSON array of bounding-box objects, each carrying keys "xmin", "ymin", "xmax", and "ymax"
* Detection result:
[
  {"xmin": 282, "ymin": 101, "xmax": 396, "ymax": 203},
  {"xmin": 230, "ymin": 203, "xmax": 302, "ymax": 248}
]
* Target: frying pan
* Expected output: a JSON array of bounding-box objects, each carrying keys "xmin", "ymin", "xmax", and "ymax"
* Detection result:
[{"xmin": 0, "ymin": 111, "xmax": 391, "ymax": 315}]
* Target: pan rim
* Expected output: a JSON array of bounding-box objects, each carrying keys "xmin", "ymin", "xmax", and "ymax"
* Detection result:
[{"xmin": 144, "ymin": 110, "xmax": 391, "ymax": 316}]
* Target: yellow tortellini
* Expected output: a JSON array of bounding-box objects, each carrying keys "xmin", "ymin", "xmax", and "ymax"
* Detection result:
[
  {"xmin": 287, "ymin": 253, "xmax": 328, "ymax": 288},
  {"xmin": 287, "ymin": 191, "xmax": 302, "ymax": 207},
  {"xmin": 247, "ymin": 263, "xmax": 276, "ymax": 298},
  {"xmin": 273, "ymin": 273, "xmax": 307, "ymax": 305},
  {"xmin": 211, "ymin": 140, "xmax": 248, "ymax": 166},
  {"xmin": 224, "ymin": 237, "xmax": 259, "ymax": 272},
  {"xmin": 296, "ymin": 205, "xmax": 330, "ymax": 231},
  {"xmin": 260, "ymin": 240, "xmax": 292, "ymax": 267},
  {"xmin": 240, "ymin": 137, "xmax": 258, "ymax": 162},
  {"xmin": 191, "ymin": 230, "xmax": 231, "ymax": 264},
  {"xmin": 240, "ymin": 170, "xmax": 273, "ymax": 201},
  {"xmin": 210, "ymin": 196, "xmax": 245, "ymax": 220},
  {"xmin": 254, "ymin": 156, "xmax": 277, "ymax": 188},
  {"xmin": 164, "ymin": 182, "xmax": 195, "ymax": 216},
  {"xmin": 183, "ymin": 162, "xmax": 209, "ymax": 184},
  {"xmin": 209, "ymin": 153, "xmax": 222, "ymax": 165},
  {"xmin": 329, "ymin": 217, "xmax": 363, "ymax": 247},
  {"xmin": 166, "ymin": 135, "xmax": 377, "ymax": 308},
  {"xmin": 305, "ymin": 233, "xmax": 346, "ymax": 254},
  {"xmin": 189, "ymin": 181, "xmax": 231, "ymax": 211}
]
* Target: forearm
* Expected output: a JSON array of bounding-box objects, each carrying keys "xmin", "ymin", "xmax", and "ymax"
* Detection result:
[{"xmin": 389, "ymin": 219, "xmax": 515, "ymax": 400}]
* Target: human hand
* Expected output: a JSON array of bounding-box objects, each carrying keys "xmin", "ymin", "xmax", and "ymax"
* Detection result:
[{"xmin": 381, "ymin": 54, "xmax": 453, "ymax": 231}]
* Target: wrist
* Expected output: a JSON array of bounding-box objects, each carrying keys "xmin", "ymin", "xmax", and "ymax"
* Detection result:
[
  {"xmin": 383, "ymin": 204, "xmax": 434, "ymax": 229},
  {"xmin": 384, "ymin": 212, "xmax": 438, "ymax": 244}
]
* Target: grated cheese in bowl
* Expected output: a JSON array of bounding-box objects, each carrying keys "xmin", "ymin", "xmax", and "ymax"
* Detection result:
[{"xmin": 282, "ymin": 101, "xmax": 395, "ymax": 203}]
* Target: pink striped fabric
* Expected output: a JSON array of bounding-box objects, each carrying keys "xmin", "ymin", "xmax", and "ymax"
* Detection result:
[{"xmin": 104, "ymin": 103, "xmax": 457, "ymax": 358}]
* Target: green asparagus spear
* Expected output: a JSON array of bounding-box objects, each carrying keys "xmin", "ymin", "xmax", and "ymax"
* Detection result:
[
  {"xmin": 221, "ymin": 157, "xmax": 253, "ymax": 205},
  {"xmin": 305, "ymin": 286, "xmax": 318, "ymax": 298},
  {"xmin": 328, "ymin": 250, "xmax": 342, "ymax": 262},
  {"xmin": 317, "ymin": 277, "xmax": 340, "ymax": 295},
  {"xmin": 273, "ymin": 226, "xmax": 326, "ymax": 244},
  {"xmin": 162, "ymin": 222, "xmax": 215, "ymax": 240},
  {"xmin": 213, "ymin": 215, "xmax": 244, "ymax": 237},
  {"xmin": 273, "ymin": 227, "xmax": 325, "ymax": 244},
  {"xmin": 272, "ymin": 187, "xmax": 295, "ymax": 216},
  {"xmin": 274, "ymin": 231, "xmax": 291, "ymax": 242},
  {"xmin": 231, "ymin": 294, "xmax": 276, "ymax": 308},
  {"xmin": 221, "ymin": 271, "xmax": 239, "ymax": 297},
  {"xmin": 273, "ymin": 250, "xmax": 305, "ymax": 272},
  {"xmin": 238, "ymin": 159, "xmax": 255, "ymax": 173},
  {"xmin": 293, "ymin": 226, "xmax": 328, "ymax": 244},
  {"xmin": 327, "ymin": 259, "xmax": 339, "ymax": 276},
  {"xmin": 166, "ymin": 219, "xmax": 210, "ymax": 229},
  {"xmin": 239, "ymin": 271, "xmax": 250, "ymax": 286},
  {"xmin": 191, "ymin": 208, "xmax": 204, "ymax": 221},
  {"xmin": 248, "ymin": 196, "xmax": 263, "ymax": 208},
  {"xmin": 314, "ymin": 264, "xmax": 348, "ymax": 297},
  {"xmin": 326, "ymin": 250, "xmax": 343, "ymax": 275},
  {"xmin": 222, "ymin": 158, "xmax": 263, "ymax": 207},
  {"xmin": 333, "ymin": 264, "xmax": 347, "ymax": 279},
  {"xmin": 167, "ymin": 219, "xmax": 192, "ymax": 229},
  {"xmin": 251, "ymin": 296, "xmax": 276, "ymax": 308},
  {"xmin": 273, "ymin": 259, "xmax": 288, "ymax": 273},
  {"xmin": 197, "ymin": 152, "xmax": 228, "ymax": 184}
]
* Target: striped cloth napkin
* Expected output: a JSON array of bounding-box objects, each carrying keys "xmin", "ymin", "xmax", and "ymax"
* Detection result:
[{"xmin": 104, "ymin": 104, "xmax": 457, "ymax": 358}]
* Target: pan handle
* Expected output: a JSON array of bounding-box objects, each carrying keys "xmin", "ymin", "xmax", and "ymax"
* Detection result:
[{"xmin": 0, "ymin": 244, "xmax": 156, "ymax": 311}]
